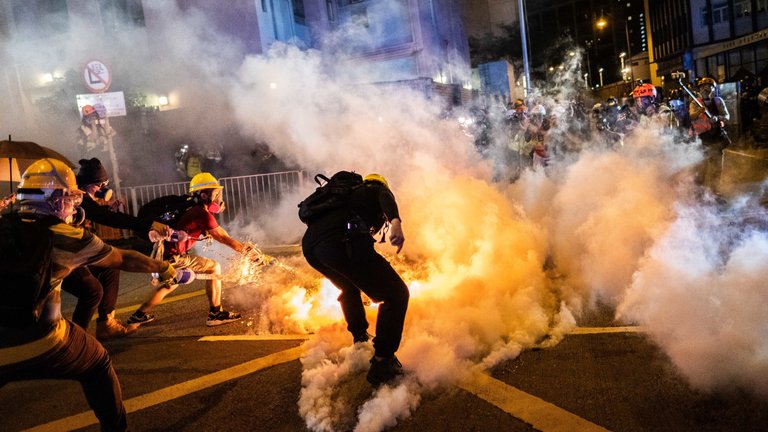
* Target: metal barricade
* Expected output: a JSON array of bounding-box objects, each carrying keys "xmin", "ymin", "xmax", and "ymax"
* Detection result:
[{"xmin": 119, "ymin": 171, "xmax": 307, "ymax": 226}]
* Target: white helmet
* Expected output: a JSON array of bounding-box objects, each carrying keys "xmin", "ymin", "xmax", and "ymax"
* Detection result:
[{"xmin": 531, "ymin": 104, "xmax": 546, "ymax": 116}]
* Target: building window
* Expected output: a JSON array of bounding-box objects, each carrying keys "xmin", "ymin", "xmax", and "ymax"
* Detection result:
[
  {"xmin": 293, "ymin": 0, "xmax": 305, "ymax": 25},
  {"xmin": 12, "ymin": 0, "xmax": 69, "ymax": 38},
  {"xmin": 702, "ymin": 2, "xmax": 729, "ymax": 25},
  {"xmin": 100, "ymin": 0, "xmax": 145, "ymax": 33},
  {"xmin": 326, "ymin": 0, "xmax": 335, "ymax": 21},
  {"xmin": 759, "ymin": 0, "xmax": 768, "ymax": 13},
  {"xmin": 735, "ymin": 0, "xmax": 751, "ymax": 17}
]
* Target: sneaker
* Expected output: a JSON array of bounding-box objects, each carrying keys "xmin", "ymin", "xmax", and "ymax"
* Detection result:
[
  {"xmin": 206, "ymin": 309, "xmax": 241, "ymax": 327},
  {"xmin": 96, "ymin": 312, "xmax": 135, "ymax": 340},
  {"xmin": 366, "ymin": 355, "xmax": 403, "ymax": 386},
  {"xmin": 126, "ymin": 311, "xmax": 155, "ymax": 326}
]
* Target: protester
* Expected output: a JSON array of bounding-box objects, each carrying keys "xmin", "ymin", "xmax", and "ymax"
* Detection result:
[
  {"xmin": 689, "ymin": 77, "xmax": 731, "ymax": 190},
  {"xmin": 633, "ymin": 83, "xmax": 659, "ymax": 118},
  {"xmin": 0, "ymin": 158, "xmax": 186, "ymax": 432},
  {"xmin": 77, "ymin": 104, "xmax": 116, "ymax": 159},
  {"xmin": 301, "ymin": 172, "xmax": 409, "ymax": 386},
  {"xmin": 524, "ymin": 104, "xmax": 551, "ymax": 169},
  {"xmin": 61, "ymin": 158, "xmax": 171, "ymax": 339},
  {"xmin": 127, "ymin": 172, "xmax": 244, "ymax": 327}
]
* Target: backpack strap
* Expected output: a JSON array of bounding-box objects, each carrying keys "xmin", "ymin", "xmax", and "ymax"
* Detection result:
[{"xmin": 314, "ymin": 174, "xmax": 330, "ymax": 186}]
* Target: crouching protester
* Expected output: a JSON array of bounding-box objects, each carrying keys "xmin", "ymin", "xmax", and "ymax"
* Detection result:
[
  {"xmin": 301, "ymin": 172, "xmax": 409, "ymax": 386},
  {"xmin": 62, "ymin": 157, "xmax": 172, "ymax": 339},
  {"xmin": 128, "ymin": 172, "xmax": 245, "ymax": 327},
  {"xmin": 0, "ymin": 159, "xmax": 189, "ymax": 432}
]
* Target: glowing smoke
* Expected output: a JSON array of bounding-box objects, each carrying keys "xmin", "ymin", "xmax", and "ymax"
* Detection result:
[{"xmin": 5, "ymin": 3, "xmax": 768, "ymax": 431}]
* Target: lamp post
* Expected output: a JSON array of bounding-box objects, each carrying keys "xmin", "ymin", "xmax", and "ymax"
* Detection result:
[
  {"xmin": 594, "ymin": 17, "xmax": 606, "ymax": 88},
  {"xmin": 598, "ymin": 15, "xmax": 636, "ymax": 84},
  {"xmin": 624, "ymin": 17, "xmax": 635, "ymax": 85},
  {"xmin": 619, "ymin": 52, "xmax": 626, "ymax": 80},
  {"xmin": 584, "ymin": 42, "xmax": 593, "ymax": 87},
  {"xmin": 583, "ymin": 73, "xmax": 589, "ymax": 89},
  {"xmin": 518, "ymin": 0, "xmax": 531, "ymax": 96}
]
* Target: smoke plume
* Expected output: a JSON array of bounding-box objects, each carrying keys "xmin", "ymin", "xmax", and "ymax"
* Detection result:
[{"xmin": 5, "ymin": 3, "xmax": 768, "ymax": 431}]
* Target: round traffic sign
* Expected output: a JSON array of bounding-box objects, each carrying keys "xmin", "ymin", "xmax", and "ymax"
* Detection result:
[{"xmin": 83, "ymin": 60, "xmax": 111, "ymax": 93}]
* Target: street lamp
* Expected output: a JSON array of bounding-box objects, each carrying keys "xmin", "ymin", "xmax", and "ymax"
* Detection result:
[
  {"xmin": 590, "ymin": 16, "xmax": 607, "ymax": 89},
  {"xmin": 598, "ymin": 68, "xmax": 604, "ymax": 87},
  {"xmin": 597, "ymin": 15, "xmax": 635, "ymax": 86},
  {"xmin": 596, "ymin": 17, "xmax": 607, "ymax": 30}
]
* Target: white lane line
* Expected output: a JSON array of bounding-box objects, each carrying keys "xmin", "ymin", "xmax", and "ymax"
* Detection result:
[
  {"xmin": 198, "ymin": 334, "xmax": 311, "ymax": 341},
  {"xmin": 461, "ymin": 372, "xmax": 612, "ymax": 432},
  {"xmin": 23, "ymin": 346, "xmax": 304, "ymax": 432}
]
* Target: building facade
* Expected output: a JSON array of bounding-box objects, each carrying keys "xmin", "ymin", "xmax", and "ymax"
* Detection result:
[
  {"xmin": 647, "ymin": 0, "xmax": 768, "ymax": 86},
  {"xmin": 0, "ymin": 0, "xmax": 471, "ymax": 134},
  {"xmin": 525, "ymin": 0, "xmax": 647, "ymax": 87},
  {"xmin": 462, "ymin": 0, "xmax": 519, "ymax": 40}
]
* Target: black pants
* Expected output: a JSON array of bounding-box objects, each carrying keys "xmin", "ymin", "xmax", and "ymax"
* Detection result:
[
  {"xmin": 695, "ymin": 136, "xmax": 728, "ymax": 191},
  {"xmin": 303, "ymin": 234, "xmax": 409, "ymax": 358},
  {"xmin": 62, "ymin": 266, "xmax": 121, "ymax": 329},
  {"xmin": 0, "ymin": 321, "xmax": 127, "ymax": 431}
]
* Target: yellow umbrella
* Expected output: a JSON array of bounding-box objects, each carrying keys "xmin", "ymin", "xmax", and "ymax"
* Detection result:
[{"xmin": 0, "ymin": 136, "xmax": 76, "ymax": 202}]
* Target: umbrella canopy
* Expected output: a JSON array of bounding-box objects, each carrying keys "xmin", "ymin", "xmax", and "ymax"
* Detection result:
[
  {"xmin": 0, "ymin": 140, "xmax": 76, "ymax": 167},
  {"xmin": 0, "ymin": 138, "xmax": 77, "ymax": 203}
]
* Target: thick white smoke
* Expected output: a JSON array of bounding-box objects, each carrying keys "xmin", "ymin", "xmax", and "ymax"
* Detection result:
[{"xmin": 5, "ymin": 3, "xmax": 768, "ymax": 431}]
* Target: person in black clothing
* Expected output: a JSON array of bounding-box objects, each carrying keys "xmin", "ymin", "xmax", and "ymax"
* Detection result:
[
  {"xmin": 689, "ymin": 77, "xmax": 731, "ymax": 191},
  {"xmin": 1, "ymin": 158, "xmax": 183, "ymax": 432},
  {"xmin": 301, "ymin": 173, "xmax": 409, "ymax": 386},
  {"xmin": 61, "ymin": 158, "xmax": 171, "ymax": 339}
]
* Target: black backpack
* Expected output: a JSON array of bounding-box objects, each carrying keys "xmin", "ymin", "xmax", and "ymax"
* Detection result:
[
  {"xmin": 298, "ymin": 171, "xmax": 364, "ymax": 224},
  {"xmin": 0, "ymin": 212, "xmax": 58, "ymax": 328},
  {"xmin": 137, "ymin": 194, "xmax": 195, "ymax": 228}
]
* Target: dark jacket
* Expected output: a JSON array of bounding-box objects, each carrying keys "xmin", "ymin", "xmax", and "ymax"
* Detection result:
[
  {"xmin": 303, "ymin": 182, "xmax": 400, "ymax": 247},
  {"xmin": 80, "ymin": 195, "xmax": 154, "ymax": 233}
]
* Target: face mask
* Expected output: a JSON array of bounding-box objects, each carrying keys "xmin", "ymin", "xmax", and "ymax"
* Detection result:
[
  {"xmin": 55, "ymin": 202, "xmax": 85, "ymax": 225},
  {"xmin": 70, "ymin": 206, "xmax": 86, "ymax": 226},
  {"xmin": 52, "ymin": 192, "xmax": 83, "ymax": 223},
  {"xmin": 94, "ymin": 186, "xmax": 113, "ymax": 201},
  {"xmin": 208, "ymin": 200, "xmax": 224, "ymax": 214}
]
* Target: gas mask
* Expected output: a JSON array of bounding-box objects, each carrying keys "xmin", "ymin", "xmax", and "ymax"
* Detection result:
[
  {"xmin": 70, "ymin": 206, "xmax": 86, "ymax": 226},
  {"xmin": 53, "ymin": 193, "xmax": 85, "ymax": 225},
  {"xmin": 93, "ymin": 184, "xmax": 113, "ymax": 201},
  {"xmin": 208, "ymin": 199, "xmax": 225, "ymax": 214}
]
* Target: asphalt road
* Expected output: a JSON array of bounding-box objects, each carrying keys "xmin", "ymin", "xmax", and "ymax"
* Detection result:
[{"xmin": 2, "ymin": 269, "xmax": 767, "ymax": 432}]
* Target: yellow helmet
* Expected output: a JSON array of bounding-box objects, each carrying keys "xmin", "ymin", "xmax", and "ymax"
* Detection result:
[
  {"xmin": 16, "ymin": 158, "xmax": 84, "ymax": 222},
  {"xmin": 19, "ymin": 158, "xmax": 82, "ymax": 194},
  {"xmin": 698, "ymin": 77, "xmax": 717, "ymax": 88},
  {"xmin": 189, "ymin": 172, "xmax": 223, "ymax": 193},
  {"xmin": 364, "ymin": 173, "xmax": 389, "ymax": 189}
]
